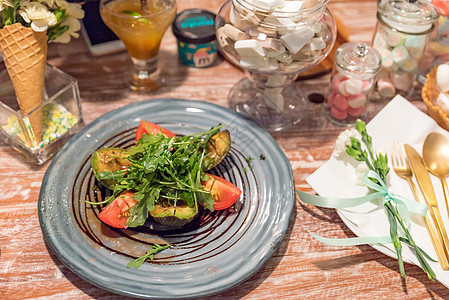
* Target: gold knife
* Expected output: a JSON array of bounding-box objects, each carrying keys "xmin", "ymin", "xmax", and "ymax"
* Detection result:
[{"xmin": 404, "ymin": 144, "xmax": 449, "ymax": 269}]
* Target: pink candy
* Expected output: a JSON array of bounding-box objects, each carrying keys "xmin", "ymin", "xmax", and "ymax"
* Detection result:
[
  {"xmin": 333, "ymin": 94, "xmax": 348, "ymax": 111},
  {"xmin": 327, "ymin": 75, "xmax": 371, "ymax": 122},
  {"xmin": 330, "ymin": 106, "xmax": 347, "ymax": 120}
]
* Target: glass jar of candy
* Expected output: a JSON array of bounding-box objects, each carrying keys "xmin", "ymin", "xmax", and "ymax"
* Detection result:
[
  {"xmin": 419, "ymin": 0, "xmax": 449, "ymax": 83},
  {"xmin": 216, "ymin": 0, "xmax": 336, "ymax": 131},
  {"xmin": 324, "ymin": 42, "xmax": 382, "ymax": 126},
  {"xmin": 372, "ymin": 0, "xmax": 439, "ymax": 100}
]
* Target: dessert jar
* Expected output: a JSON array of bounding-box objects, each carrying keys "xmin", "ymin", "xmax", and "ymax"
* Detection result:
[
  {"xmin": 419, "ymin": 0, "xmax": 449, "ymax": 83},
  {"xmin": 372, "ymin": 0, "xmax": 439, "ymax": 100},
  {"xmin": 324, "ymin": 42, "xmax": 381, "ymax": 126},
  {"xmin": 216, "ymin": 0, "xmax": 336, "ymax": 131}
]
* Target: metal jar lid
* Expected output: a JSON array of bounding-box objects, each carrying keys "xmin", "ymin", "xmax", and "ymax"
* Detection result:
[
  {"xmin": 335, "ymin": 42, "xmax": 382, "ymax": 79},
  {"xmin": 172, "ymin": 9, "xmax": 217, "ymax": 44}
]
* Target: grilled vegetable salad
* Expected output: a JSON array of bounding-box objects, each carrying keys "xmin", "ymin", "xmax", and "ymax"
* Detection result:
[{"xmin": 90, "ymin": 121, "xmax": 242, "ymax": 229}]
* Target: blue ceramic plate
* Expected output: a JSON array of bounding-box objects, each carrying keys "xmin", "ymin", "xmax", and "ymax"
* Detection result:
[{"xmin": 38, "ymin": 99, "xmax": 294, "ymax": 299}]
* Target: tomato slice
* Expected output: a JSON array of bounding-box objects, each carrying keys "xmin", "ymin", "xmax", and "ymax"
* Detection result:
[
  {"xmin": 98, "ymin": 191, "xmax": 138, "ymax": 228},
  {"xmin": 135, "ymin": 120, "xmax": 175, "ymax": 142},
  {"xmin": 202, "ymin": 174, "xmax": 242, "ymax": 210}
]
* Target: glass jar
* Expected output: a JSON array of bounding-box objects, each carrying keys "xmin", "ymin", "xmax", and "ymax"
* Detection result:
[
  {"xmin": 216, "ymin": 0, "xmax": 336, "ymax": 131},
  {"xmin": 419, "ymin": 0, "xmax": 449, "ymax": 83},
  {"xmin": 324, "ymin": 42, "xmax": 382, "ymax": 126},
  {"xmin": 372, "ymin": 0, "xmax": 439, "ymax": 100}
]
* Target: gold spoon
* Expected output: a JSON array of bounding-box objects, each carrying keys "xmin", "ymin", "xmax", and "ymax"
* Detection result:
[{"xmin": 422, "ymin": 132, "xmax": 449, "ymax": 219}]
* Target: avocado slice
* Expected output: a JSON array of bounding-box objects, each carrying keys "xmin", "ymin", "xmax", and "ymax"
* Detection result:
[
  {"xmin": 203, "ymin": 130, "xmax": 231, "ymax": 171},
  {"xmin": 91, "ymin": 148, "xmax": 131, "ymax": 188},
  {"xmin": 150, "ymin": 202, "xmax": 198, "ymax": 228}
]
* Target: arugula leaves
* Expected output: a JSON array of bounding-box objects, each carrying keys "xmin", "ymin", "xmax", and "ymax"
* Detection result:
[
  {"xmin": 127, "ymin": 244, "xmax": 171, "ymax": 269},
  {"xmin": 96, "ymin": 124, "xmax": 223, "ymax": 228}
]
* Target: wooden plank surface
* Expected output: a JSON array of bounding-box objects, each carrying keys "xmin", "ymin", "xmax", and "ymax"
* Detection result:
[{"xmin": 1, "ymin": 0, "xmax": 448, "ymax": 299}]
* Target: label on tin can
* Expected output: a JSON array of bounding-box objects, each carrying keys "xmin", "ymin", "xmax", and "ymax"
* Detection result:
[{"xmin": 177, "ymin": 40, "xmax": 218, "ymax": 68}]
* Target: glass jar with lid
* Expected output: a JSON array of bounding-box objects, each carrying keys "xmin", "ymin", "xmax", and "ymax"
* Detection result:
[
  {"xmin": 372, "ymin": 0, "xmax": 439, "ymax": 100},
  {"xmin": 324, "ymin": 42, "xmax": 382, "ymax": 126},
  {"xmin": 419, "ymin": 0, "xmax": 449, "ymax": 83}
]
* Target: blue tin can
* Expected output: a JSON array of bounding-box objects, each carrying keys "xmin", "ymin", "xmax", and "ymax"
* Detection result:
[{"xmin": 172, "ymin": 9, "xmax": 218, "ymax": 68}]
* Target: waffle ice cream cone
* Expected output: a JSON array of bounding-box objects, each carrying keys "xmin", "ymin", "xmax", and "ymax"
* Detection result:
[
  {"xmin": 422, "ymin": 67, "xmax": 449, "ymax": 131},
  {"xmin": 0, "ymin": 23, "xmax": 48, "ymax": 146}
]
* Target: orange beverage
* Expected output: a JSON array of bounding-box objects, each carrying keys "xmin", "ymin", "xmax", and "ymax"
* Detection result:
[{"xmin": 101, "ymin": 0, "xmax": 176, "ymax": 60}]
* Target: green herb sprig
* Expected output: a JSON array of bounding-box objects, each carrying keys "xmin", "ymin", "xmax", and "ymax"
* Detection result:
[
  {"xmin": 347, "ymin": 120, "xmax": 435, "ymax": 280},
  {"xmin": 127, "ymin": 244, "xmax": 171, "ymax": 269}
]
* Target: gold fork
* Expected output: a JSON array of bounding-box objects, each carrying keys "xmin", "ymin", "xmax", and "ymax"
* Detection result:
[{"xmin": 390, "ymin": 141, "xmax": 449, "ymax": 270}]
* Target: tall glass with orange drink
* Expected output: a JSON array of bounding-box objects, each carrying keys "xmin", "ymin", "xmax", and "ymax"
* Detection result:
[{"xmin": 100, "ymin": 0, "xmax": 176, "ymax": 91}]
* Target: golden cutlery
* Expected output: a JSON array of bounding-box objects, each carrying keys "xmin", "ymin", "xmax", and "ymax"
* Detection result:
[
  {"xmin": 390, "ymin": 142, "xmax": 449, "ymax": 270},
  {"xmin": 422, "ymin": 132, "xmax": 449, "ymax": 220},
  {"xmin": 404, "ymin": 143, "xmax": 449, "ymax": 270}
]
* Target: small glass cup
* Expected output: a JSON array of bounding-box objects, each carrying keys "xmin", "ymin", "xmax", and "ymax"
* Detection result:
[
  {"xmin": 324, "ymin": 42, "xmax": 381, "ymax": 126},
  {"xmin": 372, "ymin": 0, "xmax": 439, "ymax": 100},
  {"xmin": 100, "ymin": 0, "xmax": 176, "ymax": 92},
  {"xmin": 0, "ymin": 64, "xmax": 83, "ymax": 164}
]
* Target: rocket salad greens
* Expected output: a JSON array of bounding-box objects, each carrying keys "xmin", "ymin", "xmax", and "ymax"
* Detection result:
[{"xmin": 89, "ymin": 121, "xmax": 241, "ymax": 229}]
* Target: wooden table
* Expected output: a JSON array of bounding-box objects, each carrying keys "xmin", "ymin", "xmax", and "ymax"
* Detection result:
[{"xmin": 1, "ymin": 0, "xmax": 448, "ymax": 299}]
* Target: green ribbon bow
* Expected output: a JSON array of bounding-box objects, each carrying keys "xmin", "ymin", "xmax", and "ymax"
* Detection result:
[{"xmin": 297, "ymin": 170, "xmax": 428, "ymax": 246}]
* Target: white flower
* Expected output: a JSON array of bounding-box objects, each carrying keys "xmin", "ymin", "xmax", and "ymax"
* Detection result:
[
  {"xmin": 332, "ymin": 128, "xmax": 362, "ymax": 158},
  {"xmin": 0, "ymin": 0, "xmax": 13, "ymax": 11},
  {"xmin": 355, "ymin": 163, "xmax": 369, "ymax": 186},
  {"xmin": 18, "ymin": 1, "xmax": 57, "ymax": 32},
  {"xmin": 52, "ymin": 16, "xmax": 80, "ymax": 43},
  {"xmin": 36, "ymin": 0, "xmax": 66, "ymax": 9},
  {"xmin": 64, "ymin": 2, "xmax": 84, "ymax": 19}
]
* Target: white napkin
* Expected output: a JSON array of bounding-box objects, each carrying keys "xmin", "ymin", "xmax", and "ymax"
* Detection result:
[{"xmin": 307, "ymin": 95, "xmax": 449, "ymax": 287}]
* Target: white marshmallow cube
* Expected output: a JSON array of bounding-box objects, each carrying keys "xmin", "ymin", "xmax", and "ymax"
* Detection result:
[
  {"xmin": 437, "ymin": 64, "xmax": 449, "ymax": 92},
  {"xmin": 235, "ymin": 39, "xmax": 266, "ymax": 57},
  {"xmin": 223, "ymin": 24, "xmax": 249, "ymax": 41},
  {"xmin": 312, "ymin": 23, "xmax": 322, "ymax": 34},
  {"xmin": 310, "ymin": 37, "xmax": 326, "ymax": 51},
  {"xmin": 252, "ymin": 0, "xmax": 285, "ymax": 11},
  {"xmin": 259, "ymin": 38, "xmax": 285, "ymax": 52},
  {"xmin": 275, "ymin": 0, "xmax": 303, "ymax": 13},
  {"xmin": 280, "ymin": 26, "xmax": 314, "ymax": 54},
  {"xmin": 273, "ymin": 1, "xmax": 303, "ymax": 20}
]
